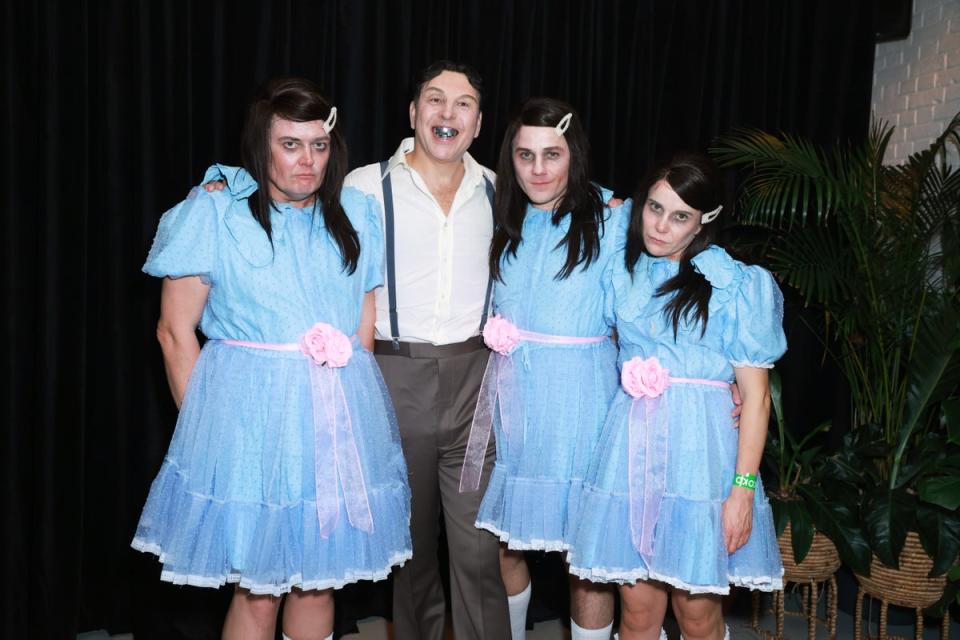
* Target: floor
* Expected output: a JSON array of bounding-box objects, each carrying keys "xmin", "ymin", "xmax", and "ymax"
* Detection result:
[
  {"xmin": 79, "ymin": 587, "xmax": 960, "ymax": 639},
  {"xmin": 336, "ymin": 588, "xmax": 960, "ymax": 639}
]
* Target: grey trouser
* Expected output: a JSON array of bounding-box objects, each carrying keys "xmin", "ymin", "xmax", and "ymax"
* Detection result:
[{"xmin": 374, "ymin": 338, "xmax": 510, "ymax": 640}]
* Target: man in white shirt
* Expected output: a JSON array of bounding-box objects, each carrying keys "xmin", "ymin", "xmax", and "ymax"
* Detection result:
[{"xmin": 344, "ymin": 60, "xmax": 510, "ymax": 640}]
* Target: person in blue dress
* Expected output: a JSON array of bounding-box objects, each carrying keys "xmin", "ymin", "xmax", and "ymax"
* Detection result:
[
  {"xmin": 567, "ymin": 153, "xmax": 785, "ymax": 640},
  {"xmin": 131, "ymin": 78, "xmax": 412, "ymax": 640},
  {"xmin": 461, "ymin": 97, "xmax": 623, "ymax": 640}
]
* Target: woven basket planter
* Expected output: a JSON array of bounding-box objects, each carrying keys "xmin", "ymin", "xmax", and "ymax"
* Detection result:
[
  {"xmin": 753, "ymin": 524, "xmax": 841, "ymax": 639},
  {"xmin": 855, "ymin": 532, "xmax": 946, "ymax": 609},
  {"xmin": 779, "ymin": 524, "xmax": 841, "ymax": 582},
  {"xmin": 853, "ymin": 531, "xmax": 950, "ymax": 640}
]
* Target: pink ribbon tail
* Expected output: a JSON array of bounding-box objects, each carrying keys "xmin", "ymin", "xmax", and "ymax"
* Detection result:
[
  {"xmin": 627, "ymin": 394, "xmax": 669, "ymax": 562},
  {"xmin": 459, "ymin": 352, "xmax": 521, "ymax": 493},
  {"xmin": 309, "ymin": 362, "xmax": 374, "ymax": 537},
  {"xmin": 459, "ymin": 353, "xmax": 499, "ymax": 492},
  {"xmin": 459, "ymin": 329, "xmax": 607, "ymax": 493}
]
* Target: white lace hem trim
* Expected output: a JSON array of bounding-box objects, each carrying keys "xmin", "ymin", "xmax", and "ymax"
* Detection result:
[
  {"xmin": 730, "ymin": 360, "xmax": 776, "ymax": 369},
  {"xmin": 132, "ymin": 538, "xmax": 411, "ymax": 596},
  {"xmin": 475, "ymin": 520, "xmax": 570, "ymax": 552},
  {"xmin": 567, "ymin": 563, "xmax": 783, "ymax": 594}
]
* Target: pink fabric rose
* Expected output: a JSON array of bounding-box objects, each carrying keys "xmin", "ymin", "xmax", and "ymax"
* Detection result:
[
  {"xmin": 621, "ymin": 356, "xmax": 670, "ymax": 398},
  {"xmin": 300, "ymin": 322, "xmax": 353, "ymax": 368},
  {"xmin": 482, "ymin": 315, "xmax": 521, "ymax": 355}
]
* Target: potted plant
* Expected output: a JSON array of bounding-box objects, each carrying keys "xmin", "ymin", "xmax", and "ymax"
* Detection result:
[
  {"xmin": 711, "ymin": 112, "xmax": 960, "ymax": 612},
  {"xmin": 763, "ymin": 370, "xmax": 866, "ymax": 575},
  {"xmin": 755, "ymin": 370, "xmax": 863, "ymax": 639}
]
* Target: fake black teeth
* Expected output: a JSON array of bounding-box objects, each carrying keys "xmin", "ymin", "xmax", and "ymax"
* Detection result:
[{"xmin": 433, "ymin": 126, "xmax": 459, "ymax": 138}]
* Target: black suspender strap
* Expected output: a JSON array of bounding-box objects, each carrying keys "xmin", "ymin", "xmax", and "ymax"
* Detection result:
[
  {"xmin": 380, "ymin": 161, "xmax": 401, "ymax": 350},
  {"xmin": 479, "ymin": 175, "xmax": 496, "ymax": 332},
  {"xmin": 382, "ymin": 163, "xmax": 496, "ymax": 344}
]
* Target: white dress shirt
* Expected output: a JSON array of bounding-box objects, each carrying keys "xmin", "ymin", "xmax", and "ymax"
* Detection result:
[{"xmin": 345, "ymin": 138, "xmax": 496, "ymax": 345}]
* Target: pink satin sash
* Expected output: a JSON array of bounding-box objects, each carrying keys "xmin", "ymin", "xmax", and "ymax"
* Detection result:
[
  {"xmin": 628, "ymin": 376, "xmax": 729, "ymax": 562},
  {"xmin": 458, "ymin": 330, "xmax": 610, "ymax": 493},
  {"xmin": 217, "ymin": 335, "xmax": 374, "ymax": 538}
]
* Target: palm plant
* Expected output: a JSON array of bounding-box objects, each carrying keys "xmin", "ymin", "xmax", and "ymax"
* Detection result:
[{"xmin": 711, "ymin": 112, "xmax": 960, "ymax": 577}]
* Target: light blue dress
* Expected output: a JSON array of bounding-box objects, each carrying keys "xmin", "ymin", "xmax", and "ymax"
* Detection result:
[
  {"xmin": 131, "ymin": 165, "xmax": 412, "ymax": 596},
  {"xmin": 474, "ymin": 194, "xmax": 626, "ymax": 550},
  {"xmin": 567, "ymin": 243, "xmax": 786, "ymax": 594}
]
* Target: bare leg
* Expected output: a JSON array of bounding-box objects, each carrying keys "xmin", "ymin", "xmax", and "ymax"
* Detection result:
[
  {"xmin": 501, "ymin": 547, "xmax": 531, "ymax": 638},
  {"xmin": 222, "ymin": 588, "xmax": 281, "ymax": 640},
  {"xmin": 282, "ymin": 588, "xmax": 334, "ymax": 640},
  {"xmin": 618, "ymin": 581, "xmax": 669, "ymax": 640},
  {"xmin": 501, "ymin": 547, "xmax": 531, "ymax": 595},
  {"xmin": 570, "ymin": 574, "xmax": 615, "ymax": 630},
  {"xmin": 671, "ymin": 590, "xmax": 724, "ymax": 640}
]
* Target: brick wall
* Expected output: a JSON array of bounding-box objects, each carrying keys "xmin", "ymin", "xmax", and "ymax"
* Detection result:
[{"xmin": 872, "ymin": 0, "xmax": 960, "ymax": 164}]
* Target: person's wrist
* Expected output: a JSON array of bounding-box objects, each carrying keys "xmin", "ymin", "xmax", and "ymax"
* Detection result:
[{"xmin": 732, "ymin": 472, "xmax": 757, "ymax": 491}]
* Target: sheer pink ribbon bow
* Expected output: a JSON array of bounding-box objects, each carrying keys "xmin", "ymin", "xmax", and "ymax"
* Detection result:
[
  {"xmin": 221, "ymin": 322, "xmax": 373, "ymax": 538},
  {"xmin": 459, "ymin": 315, "xmax": 609, "ymax": 492},
  {"xmin": 621, "ymin": 355, "xmax": 729, "ymax": 560}
]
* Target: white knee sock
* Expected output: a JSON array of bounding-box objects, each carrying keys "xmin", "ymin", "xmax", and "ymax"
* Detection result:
[
  {"xmin": 571, "ymin": 618, "xmax": 614, "ymax": 639},
  {"xmin": 282, "ymin": 634, "xmax": 332, "ymax": 640},
  {"xmin": 508, "ymin": 581, "xmax": 532, "ymax": 640}
]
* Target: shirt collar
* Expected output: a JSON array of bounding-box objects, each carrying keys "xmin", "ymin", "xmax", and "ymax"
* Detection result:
[{"xmin": 385, "ymin": 137, "xmax": 485, "ymax": 191}]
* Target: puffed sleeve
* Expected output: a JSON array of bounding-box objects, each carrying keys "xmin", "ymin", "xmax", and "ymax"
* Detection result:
[
  {"xmin": 723, "ymin": 265, "xmax": 787, "ymax": 368},
  {"xmin": 143, "ymin": 190, "xmax": 221, "ymax": 284},
  {"xmin": 198, "ymin": 163, "xmax": 258, "ymax": 199},
  {"xmin": 361, "ymin": 195, "xmax": 385, "ymax": 292},
  {"xmin": 341, "ymin": 187, "xmax": 385, "ymax": 292},
  {"xmin": 600, "ymin": 200, "xmax": 631, "ymax": 328}
]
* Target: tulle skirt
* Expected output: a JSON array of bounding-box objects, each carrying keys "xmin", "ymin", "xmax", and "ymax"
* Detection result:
[
  {"xmin": 567, "ymin": 385, "xmax": 782, "ymax": 594},
  {"xmin": 475, "ymin": 340, "xmax": 619, "ymax": 550},
  {"xmin": 131, "ymin": 340, "xmax": 412, "ymax": 596}
]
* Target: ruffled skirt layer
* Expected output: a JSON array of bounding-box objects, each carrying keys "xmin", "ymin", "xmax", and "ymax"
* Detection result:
[
  {"xmin": 476, "ymin": 341, "xmax": 619, "ymax": 550},
  {"xmin": 567, "ymin": 386, "xmax": 782, "ymax": 594},
  {"xmin": 132, "ymin": 341, "xmax": 412, "ymax": 595}
]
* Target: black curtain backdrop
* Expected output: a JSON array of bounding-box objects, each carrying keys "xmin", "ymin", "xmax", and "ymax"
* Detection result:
[{"xmin": 2, "ymin": 1, "xmax": 877, "ymax": 637}]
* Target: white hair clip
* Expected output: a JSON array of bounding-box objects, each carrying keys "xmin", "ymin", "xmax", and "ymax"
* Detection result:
[
  {"xmin": 555, "ymin": 113, "xmax": 573, "ymax": 137},
  {"xmin": 701, "ymin": 205, "xmax": 722, "ymax": 224},
  {"xmin": 323, "ymin": 106, "xmax": 338, "ymax": 134}
]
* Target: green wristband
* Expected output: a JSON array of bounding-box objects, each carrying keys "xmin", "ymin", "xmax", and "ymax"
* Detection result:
[{"xmin": 733, "ymin": 473, "xmax": 757, "ymax": 491}]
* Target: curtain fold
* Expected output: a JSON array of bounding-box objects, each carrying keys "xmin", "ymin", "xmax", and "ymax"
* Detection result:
[{"xmin": 1, "ymin": 1, "xmax": 876, "ymax": 637}]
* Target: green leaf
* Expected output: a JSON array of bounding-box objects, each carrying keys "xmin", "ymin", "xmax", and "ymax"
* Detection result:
[
  {"xmin": 893, "ymin": 306, "xmax": 960, "ymax": 488},
  {"xmin": 949, "ymin": 564, "xmax": 960, "ymax": 581},
  {"xmin": 769, "ymin": 369, "xmax": 785, "ymax": 427},
  {"xmin": 801, "ymin": 487, "xmax": 872, "ymax": 575},
  {"xmin": 863, "ymin": 488, "xmax": 914, "ymax": 568},
  {"xmin": 944, "ymin": 397, "xmax": 960, "ymax": 445},
  {"xmin": 924, "ymin": 580, "xmax": 959, "ymax": 618},
  {"xmin": 768, "ymin": 227, "xmax": 854, "ymax": 309},
  {"xmin": 916, "ymin": 503, "xmax": 960, "ymax": 576},
  {"xmin": 819, "ymin": 456, "xmax": 865, "ymax": 486},
  {"xmin": 770, "ymin": 497, "xmax": 788, "ymax": 537},
  {"xmin": 919, "ymin": 476, "xmax": 960, "ymax": 511},
  {"xmin": 788, "ymin": 501, "xmax": 814, "ymax": 563}
]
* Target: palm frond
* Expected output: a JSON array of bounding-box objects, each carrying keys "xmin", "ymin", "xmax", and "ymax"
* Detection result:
[
  {"xmin": 711, "ymin": 129, "xmax": 847, "ymax": 228},
  {"xmin": 767, "ymin": 226, "xmax": 855, "ymax": 309}
]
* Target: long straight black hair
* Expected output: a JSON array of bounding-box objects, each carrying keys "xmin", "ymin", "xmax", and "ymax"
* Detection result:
[
  {"xmin": 625, "ymin": 153, "xmax": 724, "ymax": 338},
  {"xmin": 489, "ymin": 97, "xmax": 605, "ymax": 282},
  {"xmin": 240, "ymin": 77, "xmax": 360, "ymax": 273}
]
